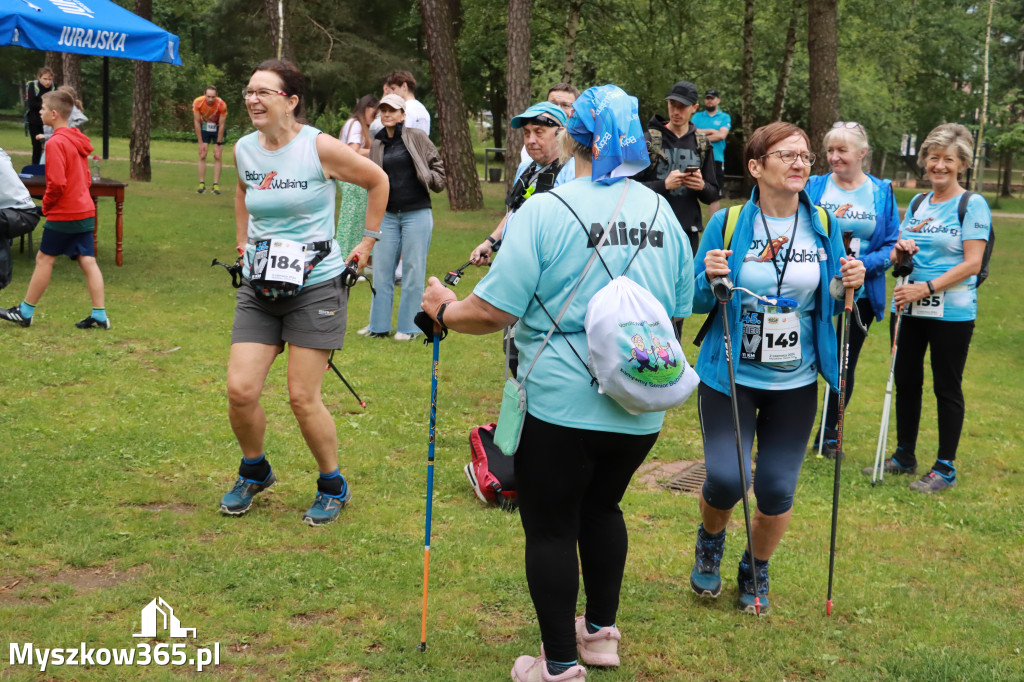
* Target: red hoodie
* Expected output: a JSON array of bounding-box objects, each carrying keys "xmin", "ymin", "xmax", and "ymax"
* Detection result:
[{"xmin": 42, "ymin": 127, "xmax": 95, "ymax": 220}]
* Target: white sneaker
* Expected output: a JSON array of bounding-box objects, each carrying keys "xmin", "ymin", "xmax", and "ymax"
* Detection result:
[
  {"xmin": 393, "ymin": 332, "xmax": 418, "ymax": 341},
  {"xmin": 356, "ymin": 326, "xmax": 373, "ymax": 336}
]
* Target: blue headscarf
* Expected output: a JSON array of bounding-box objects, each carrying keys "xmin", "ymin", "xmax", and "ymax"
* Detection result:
[{"xmin": 566, "ymin": 84, "xmax": 650, "ymax": 185}]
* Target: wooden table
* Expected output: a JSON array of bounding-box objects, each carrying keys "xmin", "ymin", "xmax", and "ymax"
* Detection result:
[{"xmin": 19, "ymin": 175, "xmax": 128, "ymax": 266}]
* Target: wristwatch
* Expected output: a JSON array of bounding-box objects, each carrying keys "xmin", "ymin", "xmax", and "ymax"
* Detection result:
[{"xmin": 436, "ymin": 301, "xmax": 451, "ymax": 330}]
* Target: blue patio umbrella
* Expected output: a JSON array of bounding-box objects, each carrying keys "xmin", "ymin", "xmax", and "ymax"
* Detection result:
[
  {"xmin": 1, "ymin": 0, "xmax": 182, "ymax": 157},
  {"xmin": 1, "ymin": 0, "xmax": 181, "ymax": 64}
]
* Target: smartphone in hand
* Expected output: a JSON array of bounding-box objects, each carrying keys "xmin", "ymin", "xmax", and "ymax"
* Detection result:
[{"xmin": 684, "ymin": 165, "xmax": 700, "ymax": 174}]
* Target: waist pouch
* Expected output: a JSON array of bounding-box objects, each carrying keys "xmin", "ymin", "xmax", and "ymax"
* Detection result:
[{"xmin": 249, "ymin": 238, "xmax": 332, "ymax": 301}]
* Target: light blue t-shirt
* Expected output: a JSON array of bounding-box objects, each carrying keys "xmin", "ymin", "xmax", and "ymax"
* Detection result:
[
  {"xmin": 475, "ymin": 178, "xmax": 694, "ymax": 435},
  {"xmin": 691, "ymin": 109, "xmax": 731, "ymax": 163},
  {"xmin": 234, "ymin": 125, "xmax": 342, "ymax": 287},
  {"xmin": 734, "ymin": 206, "xmax": 822, "ymax": 390},
  {"xmin": 817, "ymin": 175, "xmax": 877, "ymax": 254},
  {"xmin": 891, "ymin": 192, "xmax": 991, "ymax": 322}
]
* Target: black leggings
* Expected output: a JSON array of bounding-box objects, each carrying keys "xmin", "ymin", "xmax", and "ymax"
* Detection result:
[
  {"xmin": 824, "ymin": 298, "xmax": 875, "ymax": 432},
  {"xmin": 699, "ymin": 382, "xmax": 817, "ymax": 516},
  {"xmin": 514, "ymin": 413, "xmax": 658, "ymax": 664},
  {"xmin": 892, "ymin": 314, "xmax": 974, "ymax": 464}
]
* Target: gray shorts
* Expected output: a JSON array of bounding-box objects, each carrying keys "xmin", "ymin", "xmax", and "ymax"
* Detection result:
[{"xmin": 231, "ymin": 276, "xmax": 348, "ymax": 350}]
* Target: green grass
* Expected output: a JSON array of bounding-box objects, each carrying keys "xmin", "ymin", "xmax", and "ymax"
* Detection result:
[{"xmin": 1, "ymin": 130, "xmax": 1023, "ymax": 681}]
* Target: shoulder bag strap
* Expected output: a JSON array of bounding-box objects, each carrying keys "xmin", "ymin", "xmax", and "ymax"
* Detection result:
[{"xmin": 518, "ymin": 180, "xmax": 632, "ymax": 386}]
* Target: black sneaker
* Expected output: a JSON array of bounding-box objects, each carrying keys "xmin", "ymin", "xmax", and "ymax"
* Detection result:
[
  {"xmin": 75, "ymin": 316, "xmax": 111, "ymax": 330},
  {"xmin": 0, "ymin": 306, "xmax": 32, "ymax": 327},
  {"xmin": 819, "ymin": 439, "xmax": 844, "ymax": 460}
]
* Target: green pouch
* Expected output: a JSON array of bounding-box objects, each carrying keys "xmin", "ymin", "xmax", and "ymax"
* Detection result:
[{"xmin": 493, "ymin": 377, "xmax": 527, "ymax": 456}]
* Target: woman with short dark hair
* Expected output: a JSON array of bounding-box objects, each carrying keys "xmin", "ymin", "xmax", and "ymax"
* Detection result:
[{"xmin": 689, "ymin": 121, "xmax": 865, "ymax": 614}]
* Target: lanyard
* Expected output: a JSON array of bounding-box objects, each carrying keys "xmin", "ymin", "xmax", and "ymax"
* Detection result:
[{"xmin": 759, "ymin": 209, "xmax": 798, "ymax": 297}]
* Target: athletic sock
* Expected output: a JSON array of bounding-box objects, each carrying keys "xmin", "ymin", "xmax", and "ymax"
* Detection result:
[
  {"xmin": 19, "ymin": 301, "xmax": 35, "ymax": 319},
  {"xmin": 90, "ymin": 308, "xmax": 107, "ymax": 323},
  {"xmin": 933, "ymin": 459, "xmax": 956, "ymax": 480},
  {"xmin": 317, "ymin": 469, "xmax": 344, "ymax": 496},
  {"xmin": 585, "ymin": 619, "xmax": 613, "ymax": 635},
  {"xmin": 238, "ymin": 453, "xmax": 272, "ymax": 482},
  {"xmin": 546, "ymin": 659, "xmax": 578, "ymax": 676}
]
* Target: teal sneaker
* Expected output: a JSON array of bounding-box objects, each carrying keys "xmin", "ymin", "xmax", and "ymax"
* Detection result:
[
  {"xmin": 909, "ymin": 469, "xmax": 955, "ymax": 493},
  {"xmin": 737, "ymin": 552, "xmax": 770, "ymax": 615},
  {"xmin": 303, "ymin": 479, "xmax": 351, "ymax": 526},
  {"xmin": 689, "ymin": 524, "xmax": 725, "ymax": 598},
  {"xmin": 219, "ymin": 472, "xmax": 276, "ymax": 515}
]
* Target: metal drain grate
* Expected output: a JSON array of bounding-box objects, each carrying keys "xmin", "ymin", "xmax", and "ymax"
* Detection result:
[{"xmin": 661, "ymin": 462, "xmax": 706, "ymax": 494}]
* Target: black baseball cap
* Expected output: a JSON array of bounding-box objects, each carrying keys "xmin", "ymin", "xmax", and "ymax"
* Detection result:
[
  {"xmin": 665, "ymin": 81, "xmax": 698, "ymax": 106},
  {"xmin": 705, "ymin": 89, "xmax": 720, "ymax": 98}
]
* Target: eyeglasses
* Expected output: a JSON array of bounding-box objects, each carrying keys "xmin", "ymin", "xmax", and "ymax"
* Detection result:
[
  {"xmin": 242, "ymin": 88, "xmax": 288, "ymax": 101},
  {"xmin": 762, "ymin": 150, "xmax": 815, "ymax": 166},
  {"xmin": 832, "ymin": 121, "xmax": 866, "ymax": 136}
]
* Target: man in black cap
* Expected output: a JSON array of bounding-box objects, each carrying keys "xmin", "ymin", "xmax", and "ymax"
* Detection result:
[
  {"xmin": 636, "ymin": 80, "xmax": 718, "ymax": 256},
  {"xmin": 692, "ymin": 89, "xmax": 732, "ymax": 215}
]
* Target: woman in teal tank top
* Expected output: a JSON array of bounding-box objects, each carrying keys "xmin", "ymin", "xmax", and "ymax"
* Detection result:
[{"xmin": 218, "ymin": 59, "xmax": 389, "ymax": 527}]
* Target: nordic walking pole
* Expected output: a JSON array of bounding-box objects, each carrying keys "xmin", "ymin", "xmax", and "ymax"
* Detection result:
[
  {"xmin": 414, "ymin": 311, "xmax": 444, "ymax": 652},
  {"xmin": 817, "ymin": 390, "xmax": 829, "ymax": 457},
  {"xmin": 873, "ymin": 253, "xmax": 913, "ymax": 484},
  {"xmin": 826, "ymin": 280, "xmax": 855, "ymax": 616},
  {"xmin": 326, "ymin": 351, "xmax": 367, "ymax": 408},
  {"xmin": 871, "ymin": 305, "xmax": 903, "ymax": 485},
  {"xmin": 711, "ymin": 276, "xmax": 761, "ymax": 616}
]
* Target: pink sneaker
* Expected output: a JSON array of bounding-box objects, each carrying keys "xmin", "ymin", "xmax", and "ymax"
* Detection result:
[
  {"xmin": 574, "ymin": 616, "xmax": 621, "ymax": 667},
  {"xmin": 511, "ymin": 649, "xmax": 587, "ymax": 681}
]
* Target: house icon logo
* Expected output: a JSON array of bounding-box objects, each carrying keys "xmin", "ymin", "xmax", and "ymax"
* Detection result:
[{"xmin": 132, "ymin": 597, "xmax": 197, "ymax": 638}]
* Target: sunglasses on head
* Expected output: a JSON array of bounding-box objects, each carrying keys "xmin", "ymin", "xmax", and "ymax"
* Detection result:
[
  {"xmin": 832, "ymin": 121, "xmax": 865, "ymax": 135},
  {"xmin": 523, "ymin": 116, "xmax": 561, "ymax": 128}
]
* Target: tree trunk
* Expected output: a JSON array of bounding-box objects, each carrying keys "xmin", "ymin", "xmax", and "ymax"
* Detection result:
[
  {"xmin": 808, "ymin": 0, "xmax": 840, "ymax": 169},
  {"xmin": 741, "ymin": 0, "xmax": 755, "ymax": 186},
  {"xmin": 771, "ymin": 0, "xmax": 800, "ymax": 122},
  {"xmin": 264, "ymin": 0, "xmax": 294, "ymax": 62},
  {"xmin": 971, "ymin": 0, "xmax": 994, "ymax": 192},
  {"xmin": 61, "ymin": 54, "xmax": 82, "ymax": 103},
  {"xmin": 129, "ymin": 0, "xmax": 152, "ymax": 182},
  {"xmin": 45, "ymin": 52, "xmax": 63, "ymax": 86},
  {"xmin": 420, "ymin": 0, "xmax": 484, "ymax": 210},
  {"xmin": 489, "ymin": 65, "xmax": 506, "ymax": 151},
  {"xmin": 504, "ymin": 0, "xmax": 531, "ymax": 191},
  {"xmin": 560, "ymin": 0, "xmax": 584, "ymax": 84},
  {"xmin": 1000, "ymin": 150, "xmax": 1013, "ymax": 197}
]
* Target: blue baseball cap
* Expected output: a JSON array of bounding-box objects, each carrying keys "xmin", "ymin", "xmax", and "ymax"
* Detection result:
[{"xmin": 510, "ymin": 101, "xmax": 568, "ymax": 129}]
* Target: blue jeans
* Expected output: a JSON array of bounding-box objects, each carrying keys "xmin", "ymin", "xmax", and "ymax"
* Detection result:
[{"xmin": 368, "ymin": 208, "xmax": 433, "ymax": 334}]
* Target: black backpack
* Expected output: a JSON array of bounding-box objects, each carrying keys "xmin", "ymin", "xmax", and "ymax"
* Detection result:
[{"xmin": 908, "ymin": 191, "xmax": 994, "ymax": 286}]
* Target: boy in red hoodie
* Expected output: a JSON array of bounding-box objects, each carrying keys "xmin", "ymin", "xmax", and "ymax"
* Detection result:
[{"xmin": 1, "ymin": 90, "xmax": 109, "ymax": 329}]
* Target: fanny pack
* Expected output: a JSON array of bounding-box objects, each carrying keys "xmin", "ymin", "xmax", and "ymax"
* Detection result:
[{"xmin": 248, "ymin": 238, "xmax": 332, "ymax": 301}]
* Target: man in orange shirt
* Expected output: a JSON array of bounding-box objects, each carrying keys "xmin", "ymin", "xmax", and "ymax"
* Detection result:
[{"xmin": 192, "ymin": 86, "xmax": 227, "ymax": 195}]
